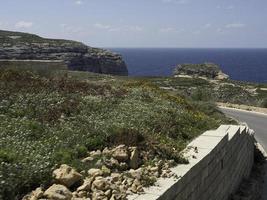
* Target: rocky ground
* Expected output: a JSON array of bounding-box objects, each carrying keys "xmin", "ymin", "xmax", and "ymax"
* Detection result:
[{"xmin": 22, "ymin": 145, "xmax": 177, "ymax": 200}]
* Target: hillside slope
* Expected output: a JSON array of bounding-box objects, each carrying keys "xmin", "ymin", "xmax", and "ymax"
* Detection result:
[{"xmin": 0, "ymin": 69, "xmax": 233, "ymax": 199}]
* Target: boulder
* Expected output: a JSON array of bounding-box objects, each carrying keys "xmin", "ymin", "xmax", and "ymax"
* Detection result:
[
  {"xmin": 92, "ymin": 177, "xmax": 108, "ymax": 191},
  {"xmin": 112, "ymin": 145, "xmax": 129, "ymax": 162},
  {"xmin": 129, "ymin": 147, "xmax": 139, "ymax": 169},
  {"xmin": 110, "ymin": 173, "xmax": 121, "ymax": 182},
  {"xmin": 88, "ymin": 168, "xmax": 103, "ymax": 177},
  {"xmin": 44, "ymin": 184, "xmax": 72, "ymax": 200},
  {"xmin": 77, "ymin": 178, "xmax": 94, "ymax": 192},
  {"xmin": 53, "ymin": 164, "xmax": 83, "ymax": 187},
  {"xmin": 129, "ymin": 168, "xmax": 142, "ymax": 180}
]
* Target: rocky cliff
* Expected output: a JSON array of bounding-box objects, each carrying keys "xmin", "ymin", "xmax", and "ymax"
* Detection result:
[
  {"xmin": 0, "ymin": 30, "xmax": 128, "ymax": 75},
  {"xmin": 173, "ymin": 63, "xmax": 229, "ymax": 80}
]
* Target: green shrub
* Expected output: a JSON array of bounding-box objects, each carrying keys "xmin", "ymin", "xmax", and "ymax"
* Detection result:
[
  {"xmin": 85, "ymin": 136, "xmax": 105, "ymax": 151},
  {"xmin": 0, "ymin": 150, "xmax": 16, "ymax": 163},
  {"xmin": 75, "ymin": 145, "xmax": 88, "ymax": 158}
]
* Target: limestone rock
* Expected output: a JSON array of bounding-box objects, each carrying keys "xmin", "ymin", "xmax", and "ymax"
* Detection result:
[
  {"xmin": 44, "ymin": 184, "xmax": 72, "ymax": 200},
  {"xmin": 112, "ymin": 145, "xmax": 129, "ymax": 162},
  {"xmin": 129, "ymin": 168, "xmax": 142, "ymax": 180},
  {"xmin": 77, "ymin": 178, "xmax": 93, "ymax": 192},
  {"xmin": 22, "ymin": 187, "xmax": 44, "ymax": 200},
  {"xmin": 90, "ymin": 150, "xmax": 102, "ymax": 158},
  {"xmin": 111, "ymin": 173, "xmax": 121, "ymax": 182},
  {"xmin": 82, "ymin": 156, "xmax": 94, "ymax": 163},
  {"xmin": 129, "ymin": 147, "xmax": 139, "ymax": 169},
  {"xmin": 92, "ymin": 177, "xmax": 108, "ymax": 191},
  {"xmin": 91, "ymin": 190, "xmax": 106, "ymax": 200},
  {"xmin": 105, "ymin": 158, "xmax": 120, "ymax": 169},
  {"xmin": 53, "ymin": 164, "xmax": 83, "ymax": 187},
  {"xmin": 88, "ymin": 168, "xmax": 103, "ymax": 178}
]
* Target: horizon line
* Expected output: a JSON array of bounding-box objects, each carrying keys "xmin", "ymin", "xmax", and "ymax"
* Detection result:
[{"xmin": 102, "ymin": 47, "xmax": 267, "ymax": 49}]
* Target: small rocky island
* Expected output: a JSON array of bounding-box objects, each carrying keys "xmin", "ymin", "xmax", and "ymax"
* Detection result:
[
  {"xmin": 0, "ymin": 30, "xmax": 128, "ymax": 75},
  {"xmin": 173, "ymin": 63, "xmax": 229, "ymax": 80}
]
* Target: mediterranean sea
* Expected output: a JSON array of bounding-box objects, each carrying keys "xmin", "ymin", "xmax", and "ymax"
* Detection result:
[{"xmin": 110, "ymin": 48, "xmax": 267, "ymax": 83}]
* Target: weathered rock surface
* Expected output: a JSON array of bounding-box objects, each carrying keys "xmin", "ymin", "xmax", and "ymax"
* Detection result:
[
  {"xmin": 53, "ymin": 164, "xmax": 83, "ymax": 187},
  {"xmin": 22, "ymin": 187, "xmax": 44, "ymax": 200},
  {"xmin": 112, "ymin": 145, "xmax": 129, "ymax": 162},
  {"xmin": 0, "ymin": 30, "xmax": 128, "ymax": 75},
  {"xmin": 173, "ymin": 63, "xmax": 229, "ymax": 80},
  {"xmin": 43, "ymin": 184, "xmax": 72, "ymax": 200}
]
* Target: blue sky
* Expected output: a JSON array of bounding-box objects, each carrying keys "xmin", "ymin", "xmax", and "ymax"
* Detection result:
[{"xmin": 0, "ymin": 0, "xmax": 267, "ymax": 48}]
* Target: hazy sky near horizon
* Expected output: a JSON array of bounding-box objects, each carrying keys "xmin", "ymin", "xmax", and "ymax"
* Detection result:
[{"xmin": 0, "ymin": 0, "xmax": 267, "ymax": 48}]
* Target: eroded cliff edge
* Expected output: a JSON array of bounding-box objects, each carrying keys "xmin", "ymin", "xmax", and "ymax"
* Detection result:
[{"xmin": 0, "ymin": 30, "xmax": 128, "ymax": 75}]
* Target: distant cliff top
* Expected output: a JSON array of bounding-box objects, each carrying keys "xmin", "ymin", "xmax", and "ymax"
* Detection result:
[
  {"xmin": 0, "ymin": 30, "xmax": 83, "ymax": 46},
  {"xmin": 0, "ymin": 30, "xmax": 128, "ymax": 76},
  {"xmin": 173, "ymin": 63, "xmax": 229, "ymax": 80}
]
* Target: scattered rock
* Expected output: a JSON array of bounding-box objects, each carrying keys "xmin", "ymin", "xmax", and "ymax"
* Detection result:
[
  {"xmin": 23, "ymin": 145, "xmax": 178, "ymax": 200},
  {"xmin": 112, "ymin": 145, "xmax": 129, "ymax": 162},
  {"xmin": 82, "ymin": 156, "xmax": 94, "ymax": 163},
  {"xmin": 105, "ymin": 158, "xmax": 120, "ymax": 169},
  {"xmin": 129, "ymin": 147, "xmax": 139, "ymax": 169},
  {"xmin": 110, "ymin": 173, "xmax": 121, "ymax": 182},
  {"xmin": 102, "ymin": 148, "xmax": 112, "ymax": 156},
  {"xmin": 92, "ymin": 177, "xmax": 108, "ymax": 191},
  {"xmin": 22, "ymin": 187, "xmax": 44, "ymax": 200},
  {"xmin": 90, "ymin": 150, "xmax": 102, "ymax": 158},
  {"xmin": 53, "ymin": 164, "xmax": 83, "ymax": 188},
  {"xmin": 44, "ymin": 184, "xmax": 72, "ymax": 200},
  {"xmin": 91, "ymin": 190, "xmax": 106, "ymax": 200},
  {"xmin": 88, "ymin": 168, "xmax": 103, "ymax": 178},
  {"xmin": 77, "ymin": 178, "xmax": 93, "ymax": 192},
  {"xmin": 129, "ymin": 168, "xmax": 142, "ymax": 180}
]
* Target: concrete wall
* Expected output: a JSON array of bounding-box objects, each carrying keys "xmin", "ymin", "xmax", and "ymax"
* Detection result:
[{"xmin": 129, "ymin": 125, "xmax": 255, "ymax": 200}]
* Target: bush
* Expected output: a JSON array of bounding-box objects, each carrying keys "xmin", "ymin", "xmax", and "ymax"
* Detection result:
[{"xmin": 0, "ymin": 150, "xmax": 16, "ymax": 163}]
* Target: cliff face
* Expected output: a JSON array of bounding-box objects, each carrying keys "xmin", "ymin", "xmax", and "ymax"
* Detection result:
[
  {"xmin": 173, "ymin": 63, "xmax": 229, "ymax": 80},
  {"xmin": 0, "ymin": 30, "xmax": 128, "ymax": 75}
]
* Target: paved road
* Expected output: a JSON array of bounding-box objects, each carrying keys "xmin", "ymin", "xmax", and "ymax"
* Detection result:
[
  {"xmin": 220, "ymin": 107, "xmax": 267, "ymax": 199},
  {"xmin": 220, "ymin": 107, "xmax": 267, "ymax": 151}
]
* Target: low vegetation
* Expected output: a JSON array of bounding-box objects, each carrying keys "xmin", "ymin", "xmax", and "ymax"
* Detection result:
[
  {"xmin": 147, "ymin": 77, "xmax": 267, "ymax": 107},
  {"xmin": 0, "ymin": 69, "xmax": 232, "ymax": 199},
  {"xmin": 0, "ymin": 30, "xmax": 83, "ymax": 46}
]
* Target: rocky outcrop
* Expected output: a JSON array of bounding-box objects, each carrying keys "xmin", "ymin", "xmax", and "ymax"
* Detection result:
[
  {"xmin": 173, "ymin": 63, "xmax": 229, "ymax": 80},
  {"xmin": 0, "ymin": 30, "xmax": 128, "ymax": 75}
]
